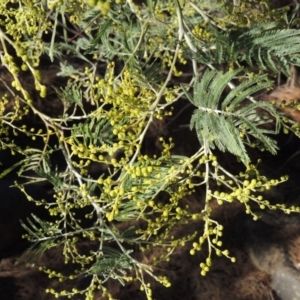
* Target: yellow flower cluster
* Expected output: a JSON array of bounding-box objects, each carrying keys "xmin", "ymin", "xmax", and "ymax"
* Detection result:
[
  {"xmin": 192, "ymin": 25, "xmax": 214, "ymax": 42},
  {"xmin": 87, "ymin": 0, "xmax": 111, "ymax": 15}
]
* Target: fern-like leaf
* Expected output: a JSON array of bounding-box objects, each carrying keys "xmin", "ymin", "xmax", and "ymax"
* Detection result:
[
  {"xmin": 193, "ymin": 24, "xmax": 300, "ymax": 75},
  {"xmin": 90, "ymin": 247, "xmax": 133, "ymax": 285},
  {"xmin": 186, "ymin": 68, "xmax": 280, "ymax": 164},
  {"xmin": 71, "ymin": 116, "xmax": 116, "ymax": 148}
]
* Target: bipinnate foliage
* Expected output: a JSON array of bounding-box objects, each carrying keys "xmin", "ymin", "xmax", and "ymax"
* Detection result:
[
  {"xmin": 1, "ymin": 0, "xmax": 300, "ymax": 299},
  {"xmin": 194, "ymin": 23, "xmax": 300, "ymax": 74},
  {"xmin": 184, "ymin": 68, "xmax": 280, "ymax": 164}
]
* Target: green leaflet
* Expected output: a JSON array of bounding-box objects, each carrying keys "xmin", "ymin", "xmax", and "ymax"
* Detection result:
[
  {"xmin": 84, "ymin": 19, "xmax": 113, "ymax": 54},
  {"xmin": 90, "ymin": 247, "xmax": 133, "ymax": 285},
  {"xmin": 186, "ymin": 68, "xmax": 281, "ymax": 164},
  {"xmin": 192, "ymin": 24, "xmax": 300, "ymax": 75}
]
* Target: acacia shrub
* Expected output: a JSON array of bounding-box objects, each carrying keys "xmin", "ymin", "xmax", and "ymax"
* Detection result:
[{"xmin": 0, "ymin": 0, "xmax": 300, "ymax": 299}]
